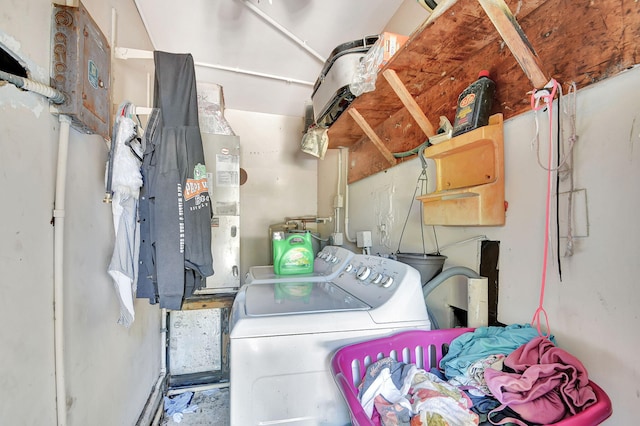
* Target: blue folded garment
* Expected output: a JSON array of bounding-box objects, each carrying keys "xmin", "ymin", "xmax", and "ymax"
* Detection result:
[{"xmin": 439, "ymin": 324, "xmax": 554, "ymax": 379}]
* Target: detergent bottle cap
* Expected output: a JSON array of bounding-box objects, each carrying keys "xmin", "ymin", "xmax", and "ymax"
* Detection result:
[{"xmin": 478, "ymin": 70, "xmax": 491, "ymax": 78}]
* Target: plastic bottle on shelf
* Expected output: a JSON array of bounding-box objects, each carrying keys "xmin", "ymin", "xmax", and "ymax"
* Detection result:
[{"xmin": 452, "ymin": 70, "xmax": 496, "ymax": 137}]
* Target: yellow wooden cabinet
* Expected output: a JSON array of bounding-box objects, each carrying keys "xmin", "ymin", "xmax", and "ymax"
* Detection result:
[{"xmin": 417, "ymin": 114, "xmax": 504, "ymax": 226}]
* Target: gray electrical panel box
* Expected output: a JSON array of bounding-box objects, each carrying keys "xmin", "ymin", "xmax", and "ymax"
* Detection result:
[{"xmin": 51, "ymin": 1, "xmax": 111, "ymax": 140}]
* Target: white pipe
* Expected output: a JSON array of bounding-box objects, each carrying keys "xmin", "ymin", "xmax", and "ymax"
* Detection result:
[
  {"xmin": 53, "ymin": 114, "xmax": 71, "ymax": 426},
  {"xmin": 111, "ymin": 8, "xmax": 117, "ymax": 61},
  {"xmin": 146, "ymin": 72, "xmax": 151, "ymax": 108},
  {"xmin": 334, "ymin": 150, "xmax": 342, "ymax": 234},
  {"xmin": 467, "ymin": 277, "xmax": 489, "ymax": 328},
  {"xmin": 193, "ymin": 60, "xmax": 314, "ymax": 86},
  {"xmin": 130, "ymin": 0, "xmax": 325, "ymax": 66},
  {"xmin": 337, "ymin": 149, "xmax": 342, "ymax": 203},
  {"xmin": 160, "ymin": 308, "xmax": 167, "ymax": 374},
  {"xmin": 114, "ymin": 47, "xmax": 314, "ymax": 87},
  {"xmin": 341, "ymin": 148, "xmax": 356, "ymax": 243},
  {"xmin": 240, "ymin": 0, "xmax": 325, "ymax": 64},
  {"xmin": 53, "ymin": 6, "xmax": 75, "ymax": 425}
]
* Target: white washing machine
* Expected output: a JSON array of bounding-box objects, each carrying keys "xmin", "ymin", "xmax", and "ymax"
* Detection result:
[{"xmin": 230, "ymin": 247, "xmax": 431, "ymax": 425}]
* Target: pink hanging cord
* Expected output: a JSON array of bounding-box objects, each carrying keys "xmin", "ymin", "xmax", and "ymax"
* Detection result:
[{"xmin": 529, "ymin": 79, "xmax": 559, "ymax": 338}]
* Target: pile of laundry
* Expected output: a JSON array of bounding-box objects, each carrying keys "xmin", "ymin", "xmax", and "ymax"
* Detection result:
[{"xmin": 357, "ymin": 324, "xmax": 597, "ymax": 426}]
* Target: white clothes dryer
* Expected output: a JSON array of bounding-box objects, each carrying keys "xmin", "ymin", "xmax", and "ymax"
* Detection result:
[{"xmin": 230, "ymin": 247, "xmax": 431, "ymax": 425}]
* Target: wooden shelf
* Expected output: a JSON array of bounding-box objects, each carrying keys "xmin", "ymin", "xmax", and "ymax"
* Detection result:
[
  {"xmin": 417, "ymin": 114, "xmax": 504, "ymax": 226},
  {"xmin": 326, "ymin": 0, "xmax": 639, "ymax": 183},
  {"xmin": 182, "ymin": 293, "xmax": 235, "ymax": 310}
]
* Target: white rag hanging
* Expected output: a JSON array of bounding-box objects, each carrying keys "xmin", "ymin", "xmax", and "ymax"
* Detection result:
[{"xmin": 107, "ymin": 102, "xmax": 143, "ymax": 327}]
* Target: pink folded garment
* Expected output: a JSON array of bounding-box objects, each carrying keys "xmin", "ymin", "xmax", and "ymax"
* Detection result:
[{"xmin": 484, "ymin": 336, "xmax": 597, "ymax": 425}]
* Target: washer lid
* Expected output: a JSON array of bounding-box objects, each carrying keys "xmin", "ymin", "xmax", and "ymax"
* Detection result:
[
  {"xmin": 248, "ymin": 265, "xmax": 323, "ymax": 284},
  {"xmin": 245, "ymin": 281, "xmax": 369, "ymax": 316}
]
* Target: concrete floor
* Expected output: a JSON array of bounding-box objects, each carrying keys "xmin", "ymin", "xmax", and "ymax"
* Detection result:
[{"xmin": 161, "ymin": 387, "xmax": 229, "ymax": 426}]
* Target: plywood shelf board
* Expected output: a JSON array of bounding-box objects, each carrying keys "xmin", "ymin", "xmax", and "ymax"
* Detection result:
[
  {"xmin": 348, "ymin": 108, "xmax": 397, "ymax": 166},
  {"xmin": 478, "ymin": 0, "xmax": 549, "ymax": 89},
  {"xmin": 328, "ymin": 0, "xmax": 546, "ymax": 146},
  {"xmin": 328, "ymin": 0, "xmax": 639, "ymax": 183},
  {"xmin": 383, "ymin": 69, "xmax": 436, "ymax": 137}
]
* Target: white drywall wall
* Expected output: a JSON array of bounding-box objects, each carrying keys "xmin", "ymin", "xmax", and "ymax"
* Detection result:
[
  {"xmin": 0, "ymin": 0, "xmax": 161, "ymax": 424},
  {"xmin": 225, "ymin": 109, "xmax": 318, "ymax": 279}
]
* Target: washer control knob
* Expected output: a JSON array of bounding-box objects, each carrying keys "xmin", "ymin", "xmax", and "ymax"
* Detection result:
[
  {"xmin": 318, "ymin": 252, "xmax": 327, "ymax": 259},
  {"xmin": 356, "ymin": 266, "xmax": 371, "ymax": 281},
  {"xmin": 331, "ymin": 256, "xmax": 340, "ymax": 264},
  {"xmin": 344, "ymin": 264, "xmax": 354, "ymax": 273},
  {"xmin": 380, "ymin": 276, "xmax": 394, "ymax": 288},
  {"xmin": 371, "ymin": 273, "xmax": 383, "ymax": 284}
]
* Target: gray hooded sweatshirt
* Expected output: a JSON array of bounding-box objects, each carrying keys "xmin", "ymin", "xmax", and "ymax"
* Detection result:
[{"xmin": 137, "ymin": 51, "xmax": 214, "ymax": 309}]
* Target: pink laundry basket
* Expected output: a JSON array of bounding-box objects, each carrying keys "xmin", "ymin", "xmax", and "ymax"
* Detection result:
[{"xmin": 330, "ymin": 328, "xmax": 612, "ymax": 426}]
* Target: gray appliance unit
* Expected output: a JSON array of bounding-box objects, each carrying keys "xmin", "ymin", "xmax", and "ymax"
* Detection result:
[
  {"xmin": 311, "ymin": 35, "xmax": 379, "ymax": 128},
  {"xmin": 199, "ymin": 133, "xmax": 240, "ymax": 294}
]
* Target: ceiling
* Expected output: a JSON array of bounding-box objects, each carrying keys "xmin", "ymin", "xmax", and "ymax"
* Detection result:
[{"xmin": 133, "ymin": 0, "xmax": 413, "ymax": 118}]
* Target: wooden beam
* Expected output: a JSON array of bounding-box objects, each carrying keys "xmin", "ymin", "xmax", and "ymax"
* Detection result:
[
  {"xmin": 478, "ymin": 0, "xmax": 549, "ymax": 89},
  {"xmin": 382, "ymin": 69, "xmax": 436, "ymax": 137},
  {"xmin": 348, "ymin": 108, "xmax": 397, "ymax": 166}
]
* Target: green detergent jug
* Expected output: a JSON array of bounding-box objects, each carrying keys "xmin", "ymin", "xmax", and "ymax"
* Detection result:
[{"xmin": 272, "ymin": 231, "xmax": 314, "ymax": 275}]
